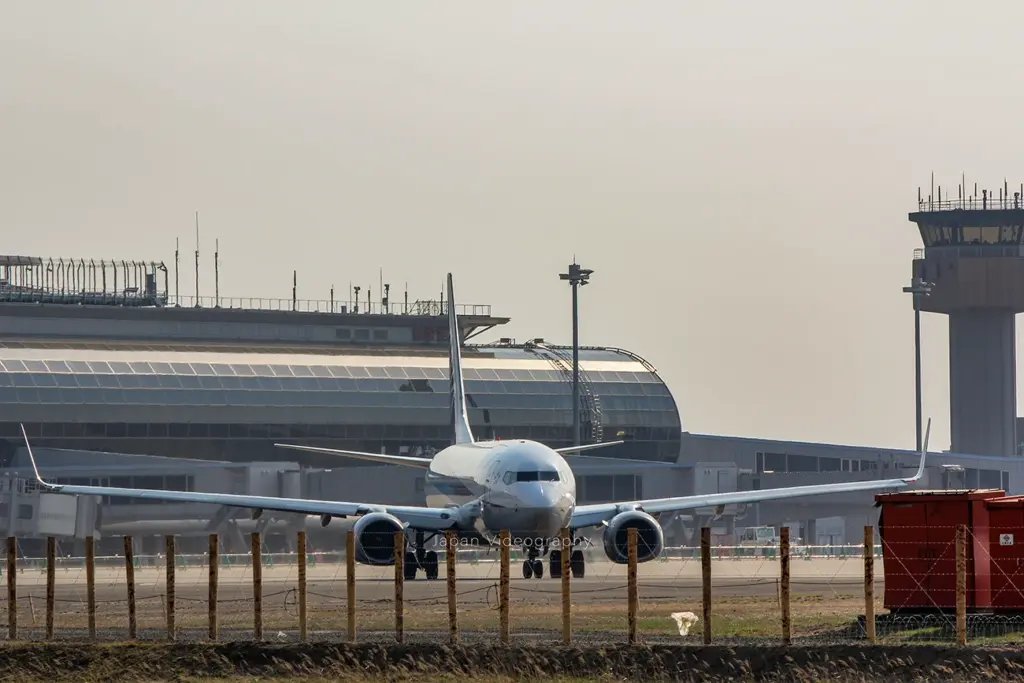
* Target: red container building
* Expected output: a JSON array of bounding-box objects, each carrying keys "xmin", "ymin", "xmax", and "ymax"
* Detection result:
[
  {"xmin": 983, "ymin": 495, "xmax": 1024, "ymax": 611},
  {"xmin": 875, "ymin": 489, "xmax": 1001, "ymax": 613}
]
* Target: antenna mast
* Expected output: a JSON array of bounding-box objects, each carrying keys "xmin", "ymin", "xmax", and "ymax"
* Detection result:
[
  {"xmin": 194, "ymin": 211, "xmax": 200, "ymax": 305},
  {"xmin": 214, "ymin": 238, "xmax": 220, "ymax": 307},
  {"xmin": 174, "ymin": 237, "xmax": 180, "ymax": 305}
]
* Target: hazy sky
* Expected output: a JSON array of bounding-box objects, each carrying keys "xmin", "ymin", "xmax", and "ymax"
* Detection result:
[{"xmin": 4, "ymin": 1, "xmax": 1024, "ymax": 451}]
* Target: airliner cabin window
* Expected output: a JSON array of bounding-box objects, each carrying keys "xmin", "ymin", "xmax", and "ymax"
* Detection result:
[{"xmin": 502, "ymin": 471, "xmax": 514, "ymax": 485}]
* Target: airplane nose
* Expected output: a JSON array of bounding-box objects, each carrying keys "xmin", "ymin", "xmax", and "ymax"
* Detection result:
[
  {"xmin": 515, "ymin": 482, "xmax": 558, "ymax": 509},
  {"xmin": 515, "ymin": 483, "xmax": 571, "ymax": 535}
]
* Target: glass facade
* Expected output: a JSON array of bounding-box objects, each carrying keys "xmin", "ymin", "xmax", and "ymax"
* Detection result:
[
  {"xmin": 0, "ymin": 343, "xmax": 682, "ymax": 464},
  {"xmin": 918, "ymin": 223, "xmax": 1024, "ymax": 247}
]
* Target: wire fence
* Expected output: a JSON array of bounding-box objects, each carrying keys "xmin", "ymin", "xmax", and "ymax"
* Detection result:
[{"xmin": 0, "ymin": 526, "xmax": 1015, "ymax": 646}]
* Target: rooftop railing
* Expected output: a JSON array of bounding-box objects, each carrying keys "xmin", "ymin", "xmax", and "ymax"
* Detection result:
[{"xmin": 165, "ymin": 295, "xmax": 492, "ymax": 317}]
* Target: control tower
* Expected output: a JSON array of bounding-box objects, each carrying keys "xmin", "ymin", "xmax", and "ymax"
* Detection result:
[{"xmin": 909, "ymin": 181, "xmax": 1024, "ymax": 457}]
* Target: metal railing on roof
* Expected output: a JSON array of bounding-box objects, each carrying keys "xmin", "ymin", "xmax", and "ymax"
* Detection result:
[
  {"xmin": 915, "ymin": 196, "xmax": 1024, "ymax": 212},
  {"xmin": 165, "ymin": 295, "xmax": 491, "ymax": 317}
]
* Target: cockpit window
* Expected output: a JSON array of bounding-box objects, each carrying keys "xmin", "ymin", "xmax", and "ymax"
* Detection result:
[{"xmin": 515, "ymin": 470, "xmax": 559, "ymax": 482}]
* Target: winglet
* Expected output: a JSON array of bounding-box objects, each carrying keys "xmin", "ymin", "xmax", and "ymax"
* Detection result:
[
  {"xmin": 20, "ymin": 423, "xmax": 55, "ymax": 489},
  {"xmin": 904, "ymin": 417, "xmax": 930, "ymax": 483}
]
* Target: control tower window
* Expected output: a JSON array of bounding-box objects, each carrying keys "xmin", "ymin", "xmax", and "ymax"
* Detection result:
[
  {"xmin": 920, "ymin": 224, "xmax": 1023, "ymax": 246},
  {"xmin": 960, "ymin": 226, "xmax": 1022, "ymax": 244}
]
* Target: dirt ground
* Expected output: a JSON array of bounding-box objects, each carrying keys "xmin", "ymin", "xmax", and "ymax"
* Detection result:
[
  {"xmin": 1, "ymin": 642, "xmax": 1024, "ymax": 682},
  {"xmin": 0, "ymin": 558, "xmax": 1015, "ymax": 681}
]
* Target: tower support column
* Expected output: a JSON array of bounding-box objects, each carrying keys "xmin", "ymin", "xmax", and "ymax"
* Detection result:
[{"xmin": 949, "ymin": 310, "xmax": 1017, "ymax": 456}]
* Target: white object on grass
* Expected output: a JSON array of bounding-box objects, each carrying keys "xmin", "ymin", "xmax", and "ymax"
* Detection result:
[{"xmin": 670, "ymin": 611, "xmax": 699, "ymax": 636}]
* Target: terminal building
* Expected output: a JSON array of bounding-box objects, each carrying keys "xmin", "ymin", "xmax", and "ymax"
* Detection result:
[
  {"xmin": 0, "ymin": 254, "xmax": 680, "ymax": 556},
  {"xmin": 1, "ymin": 222, "xmax": 1022, "ymax": 558}
]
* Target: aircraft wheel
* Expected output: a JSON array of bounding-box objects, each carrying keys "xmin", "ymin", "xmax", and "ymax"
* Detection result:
[
  {"xmin": 404, "ymin": 551, "xmax": 418, "ymax": 581},
  {"xmin": 531, "ymin": 559, "xmax": 544, "ymax": 578},
  {"xmin": 424, "ymin": 550, "xmax": 439, "ymax": 580},
  {"xmin": 522, "ymin": 560, "xmax": 534, "ymax": 579},
  {"xmin": 570, "ymin": 549, "xmax": 585, "ymax": 579},
  {"xmin": 549, "ymin": 550, "xmax": 562, "ymax": 579}
]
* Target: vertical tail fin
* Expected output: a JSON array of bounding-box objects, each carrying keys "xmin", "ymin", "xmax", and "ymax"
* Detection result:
[{"xmin": 447, "ymin": 273, "xmax": 475, "ymax": 445}]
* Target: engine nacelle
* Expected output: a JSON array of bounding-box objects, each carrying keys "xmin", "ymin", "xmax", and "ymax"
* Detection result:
[
  {"xmin": 601, "ymin": 510, "xmax": 665, "ymax": 564},
  {"xmin": 353, "ymin": 512, "xmax": 405, "ymax": 566}
]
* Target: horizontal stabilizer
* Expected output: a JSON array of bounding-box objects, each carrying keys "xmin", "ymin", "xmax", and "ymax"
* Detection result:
[
  {"xmin": 562, "ymin": 453, "xmax": 683, "ymax": 469},
  {"xmin": 274, "ymin": 443, "xmax": 433, "ymax": 468},
  {"xmin": 555, "ymin": 440, "xmax": 624, "ymax": 455}
]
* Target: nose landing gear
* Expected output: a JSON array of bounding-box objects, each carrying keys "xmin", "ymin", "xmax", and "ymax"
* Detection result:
[{"xmin": 522, "ymin": 539, "xmax": 545, "ymax": 579}]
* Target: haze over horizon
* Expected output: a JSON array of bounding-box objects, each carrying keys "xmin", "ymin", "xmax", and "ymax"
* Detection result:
[{"xmin": 4, "ymin": 1, "xmax": 1024, "ymax": 453}]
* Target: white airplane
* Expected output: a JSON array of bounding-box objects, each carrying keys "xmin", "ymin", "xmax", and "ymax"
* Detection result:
[{"xmin": 19, "ymin": 273, "xmax": 929, "ymax": 582}]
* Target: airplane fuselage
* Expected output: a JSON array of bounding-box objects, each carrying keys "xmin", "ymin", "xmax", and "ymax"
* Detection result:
[{"xmin": 423, "ymin": 438, "xmax": 575, "ymax": 546}]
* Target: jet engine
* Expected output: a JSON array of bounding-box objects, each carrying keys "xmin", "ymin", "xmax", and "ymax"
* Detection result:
[
  {"xmin": 353, "ymin": 512, "xmax": 405, "ymax": 565},
  {"xmin": 601, "ymin": 510, "xmax": 665, "ymax": 564}
]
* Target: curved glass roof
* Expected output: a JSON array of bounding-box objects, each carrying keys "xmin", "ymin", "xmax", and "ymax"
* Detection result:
[
  {"xmin": 0, "ymin": 340, "xmax": 644, "ymax": 364},
  {"xmin": 0, "ymin": 343, "xmax": 679, "ymax": 425},
  {"xmin": 0, "ymin": 349, "xmax": 650, "ymax": 377},
  {"xmin": 0, "ymin": 358, "xmax": 657, "ymax": 386},
  {"xmin": 0, "ymin": 343, "xmax": 663, "ymax": 386}
]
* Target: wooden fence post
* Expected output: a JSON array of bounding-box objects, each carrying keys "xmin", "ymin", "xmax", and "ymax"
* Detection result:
[
  {"xmin": 627, "ymin": 527, "xmax": 638, "ymax": 644},
  {"xmin": 297, "ymin": 530, "xmax": 307, "ymax": 642},
  {"xmin": 346, "ymin": 530, "xmax": 356, "ymax": 643},
  {"xmin": 780, "ymin": 526, "xmax": 791, "ymax": 645},
  {"xmin": 956, "ymin": 524, "xmax": 967, "ymax": 645},
  {"xmin": 864, "ymin": 525, "xmax": 876, "ymax": 644},
  {"xmin": 123, "ymin": 536, "xmax": 136, "ymax": 640},
  {"xmin": 208, "ymin": 533, "xmax": 219, "ymax": 641},
  {"xmin": 446, "ymin": 531, "xmax": 458, "ymax": 644},
  {"xmin": 499, "ymin": 529, "xmax": 510, "ymax": 644},
  {"xmin": 252, "ymin": 532, "xmax": 263, "ymax": 641},
  {"xmin": 165, "ymin": 535, "xmax": 176, "ymax": 640},
  {"xmin": 85, "ymin": 536, "xmax": 96, "ymax": 640},
  {"xmin": 561, "ymin": 528, "xmax": 571, "ymax": 645},
  {"xmin": 701, "ymin": 526, "xmax": 712, "ymax": 644},
  {"xmin": 7, "ymin": 537, "xmax": 15, "ymax": 640},
  {"xmin": 394, "ymin": 530, "xmax": 404, "ymax": 643},
  {"xmin": 45, "ymin": 536, "xmax": 55, "ymax": 640}
]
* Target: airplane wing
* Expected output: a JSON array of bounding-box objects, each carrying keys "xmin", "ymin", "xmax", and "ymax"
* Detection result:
[
  {"xmin": 570, "ymin": 420, "xmax": 931, "ymax": 530},
  {"xmin": 274, "ymin": 443, "xmax": 433, "ymax": 468},
  {"xmin": 19, "ymin": 426, "xmax": 456, "ymax": 531}
]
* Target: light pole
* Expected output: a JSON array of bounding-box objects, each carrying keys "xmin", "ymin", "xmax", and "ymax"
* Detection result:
[
  {"xmin": 559, "ymin": 261, "xmax": 593, "ymax": 447},
  {"xmin": 902, "ymin": 278, "xmax": 933, "ymax": 452}
]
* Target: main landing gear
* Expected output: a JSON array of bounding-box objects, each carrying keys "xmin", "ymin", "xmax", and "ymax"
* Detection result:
[
  {"xmin": 403, "ymin": 530, "xmax": 440, "ymax": 581},
  {"xmin": 549, "ymin": 545, "xmax": 585, "ymax": 580},
  {"xmin": 521, "ymin": 536, "xmax": 586, "ymax": 579}
]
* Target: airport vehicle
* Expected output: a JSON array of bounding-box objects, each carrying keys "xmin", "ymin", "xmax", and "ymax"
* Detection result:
[
  {"xmin": 19, "ymin": 273, "xmax": 929, "ymax": 581},
  {"xmin": 738, "ymin": 526, "xmax": 778, "ymax": 545}
]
